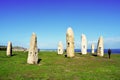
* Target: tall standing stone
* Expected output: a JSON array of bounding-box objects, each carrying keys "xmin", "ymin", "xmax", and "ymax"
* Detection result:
[
  {"xmin": 27, "ymin": 33, "xmax": 38, "ymax": 64},
  {"xmin": 97, "ymin": 36, "xmax": 104, "ymax": 56},
  {"xmin": 81, "ymin": 34, "xmax": 87, "ymax": 54},
  {"xmin": 91, "ymin": 43, "xmax": 95, "ymax": 54},
  {"xmin": 66, "ymin": 27, "xmax": 75, "ymax": 57},
  {"xmin": 6, "ymin": 41, "xmax": 12, "ymax": 56},
  {"xmin": 57, "ymin": 41, "xmax": 64, "ymax": 54}
]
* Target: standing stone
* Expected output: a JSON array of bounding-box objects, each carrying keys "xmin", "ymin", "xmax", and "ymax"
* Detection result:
[
  {"xmin": 58, "ymin": 41, "xmax": 64, "ymax": 54},
  {"xmin": 91, "ymin": 43, "xmax": 95, "ymax": 54},
  {"xmin": 27, "ymin": 33, "xmax": 38, "ymax": 64},
  {"xmin": 97, "ymin": 36, "xmax": 104, "ymax": 56},
  {"xmin": 66, "ymin": 27, "xmax": 75, "ymax": 57},
  {"xmin": 81, "ymin": 34, "xmax": 87, "ymax": 54},
  {"xmin": 6, "ymin": 41, "xmax": 12, "ymax": 56}
]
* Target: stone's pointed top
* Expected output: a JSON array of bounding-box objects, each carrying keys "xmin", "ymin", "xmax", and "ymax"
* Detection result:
[
  {"xmin": 81, "ymin": 33, "xmax": 84, "ymax": 35},
  {"xmin": 32, "ymin": 32, "xmax": 36, "ymax": 35},
  {"xmin": 100, "ymin": 35, "xmax": 103, "ymax": 37},
  {"xmin": 7, "ymin": 41, "xmax": 12, "ymax": 46},
  {"xmin": 8, "ymin": 41, "xmax": 11, "ymax": 43},
  {"xmin": 99, "ymin": 36, "xmax": 103, "ymax": 41},
  {"xmin": 91, "ymin": 43, "xmax": 94, "ymax": 48},
  {"xmin": 32, "ymin": 32, "xmax": 35, "ymax": 34},
  {"xmin": 33, "ymin": 32, "xmax": 35, "ymax": 34},
  {"xmin": 81, "ymin": 34, "xmax": 86, "ymax": 37},
  {"xmin": 58, "ymin": 41, "xmax": 63, "ymax": 46},
  {"xmin": 67, "ymin": 27, "xmax": 72, "ymax": 31},
  {"xmin": 66, "ymin": 27, "xmax": 74, "ymax": 35},
  {"xmin": 100, "ymin": 36, "xmax": 103, "ymax": 39},
  {"xmin": 32, "ymin": 32, "xmax": 36, "ymax": 37},
  {"xmin": 68, "ymin": 27, "xmax": 72, "ymax": 29},
  {"xmin": 82, "ymin": 33, "xmax": 84, "ymax": 35},
  {"xmin": 59, "ymin": 41, "xmax": 62, "ymax": 42},
  {"xmin": 59, "ymin": 41, "xmax": 62, "ymax": 44},
  {"xmin": 81, "ymin": 34, "xmax": 86, "ymax": 40},
  {"xmin": 99, "ymin": 35, "xmax": 103, "ymax": 38}
]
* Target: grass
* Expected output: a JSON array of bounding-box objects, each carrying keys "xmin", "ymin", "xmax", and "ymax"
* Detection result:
[{"xmin": 0, "ymin": 51, "xmax": 120, "ymax": 80}]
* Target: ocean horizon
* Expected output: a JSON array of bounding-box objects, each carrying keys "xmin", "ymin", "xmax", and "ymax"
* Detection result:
[{"xmin": 40, "ymin": 49, "xmax": 120, "ymax": 54}]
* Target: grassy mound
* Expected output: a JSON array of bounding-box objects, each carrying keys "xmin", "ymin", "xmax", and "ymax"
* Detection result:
[{"xmin": 0, "ymin": 51, "xmax": 120, "ymax": 80}]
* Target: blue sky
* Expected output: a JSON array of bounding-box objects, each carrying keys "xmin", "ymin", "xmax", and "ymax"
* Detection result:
[{"xmin": 0, "ymin": 0, "xmax": 120, "ymax": 49}]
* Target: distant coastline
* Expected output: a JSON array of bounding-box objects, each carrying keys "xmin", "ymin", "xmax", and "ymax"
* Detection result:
[
  {"xmin": 40, "ymin": 49, "xmax": 120, "ymax": 54},
  {"xmin": 0, "ymin": 45, "xmax": 120, "ymax": 53}
]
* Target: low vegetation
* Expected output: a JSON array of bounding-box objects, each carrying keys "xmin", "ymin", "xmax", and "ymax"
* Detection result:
[{"xmin": 0, "ymin": 51, "xmax": 120, "ymax": 80}]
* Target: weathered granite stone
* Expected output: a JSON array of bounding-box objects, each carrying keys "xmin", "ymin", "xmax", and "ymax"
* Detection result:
[
  {"xmin": 81, "ymin": 34, "xmax": 87, "ymax": 54},
  {"xmin": 91, "ymin": 43, "xmax": 94, "ymax": 54},
  {"xmin": 58, "ymin": 41, "xmax": 63, "ymax": 54},
  {"xmin": 66, "ymin": 27, "xmax": 75, "ymax": 57},
  {"xmin": 27, "ymin": 33, "xmax": 38, "ymax": 64},
  {"xmin": 97, "ymin": 36, "xmax": 104, "ymax": 56},
  {"xmin": 6, "ymin": 41, "xmax": 12, "ymax": 56}
]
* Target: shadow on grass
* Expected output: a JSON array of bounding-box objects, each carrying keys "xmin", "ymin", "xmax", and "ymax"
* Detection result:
[
  {"xmin": 22, "ymin": 59, "xmax": 42, "ymax": 64},
  {"xmin": 38, "ymin": 59, "xmax": 42, "ymax": 64},
  {"xmin": 1, "ymin": 54, "xmax": 17, "ymax": 58},
  {"xmin": 77, "ymin": 53, "xmax": 82, "ymax": 55},
  {"xmin": 92, "ymin": 54, "xmax": 97, "ymax": 57},
  {"xmin": 11, "ymin": 54, "xmax": 17, "ymax": 56},
  {"xmin": 92, "ymin": 54, "xmax": 110, "ymax": 59},
  {"xmin": 65, "ymin": 54, "xmax": 67, "ymax": 57}
]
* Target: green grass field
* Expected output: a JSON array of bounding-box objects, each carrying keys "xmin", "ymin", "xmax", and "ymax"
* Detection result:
[{"xmin": 0, "ymin": 51, "xmax": 120, "ymax": 80}]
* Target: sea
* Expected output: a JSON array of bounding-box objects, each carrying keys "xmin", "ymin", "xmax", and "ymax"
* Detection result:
[{"xmin": 40, "ymin": 49, "xmax": 120, "ymax": 54}]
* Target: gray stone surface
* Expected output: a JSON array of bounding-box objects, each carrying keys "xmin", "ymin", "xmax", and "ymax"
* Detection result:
[
  {"xmin": 97, "ymin": 36, "xmax": 104, "ymax": 56},
  {"xmin": 58, "ymin": 41, "xmax": 63, "ymax": 54},
  {"xmin": 66, "ymin": 27, "xmax": 75, "ymax": 57},
  {"xmin": 27, "ymin": 33, "xmax": 38, "ymax": 64},
  {"xmin": 6, "ymin": 41, "xmax": 12, "ymax": 56},
  {"xmin": 81, "ymin": 34, "xmax": 87, "ymax": 54},
  {"xmin": 91, "ymin": 43, "xmax": 94, "ymax": 54}
]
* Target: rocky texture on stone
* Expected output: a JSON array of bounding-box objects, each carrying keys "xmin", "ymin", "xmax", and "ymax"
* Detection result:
[
  {"xmin": 81, "ymin": 34, "xmax": 87, "ymax": 54},
  {"xmin": 27, "ymin": 33, "xmax": 38, "ymax": 64},
  {"xmin": 58, "ymin": 41, "xmax": 63, "ymax": 54},
  {"xmin": 91, "ymin": 43, "xmax": 94, "ymax": 54},
  {"xmin": 97, "ymin": 36, "xmax": 104, "ymax": 56},
  {"xmin": 66, "ymin": 27, "xmax": 75, "ymax": 57},
  {"xmin": 6, "ymin": 41, "xmax": 12, "ymax": 56}
]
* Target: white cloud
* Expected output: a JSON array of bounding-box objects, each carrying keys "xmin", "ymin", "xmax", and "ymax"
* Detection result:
[
  {"xmin": 104, "ymin": 37, "xmax": 120, "ymax": 49},
  {"xmin": 104, "ymin": 37, "xmax": 120, "ymax": 43}
]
